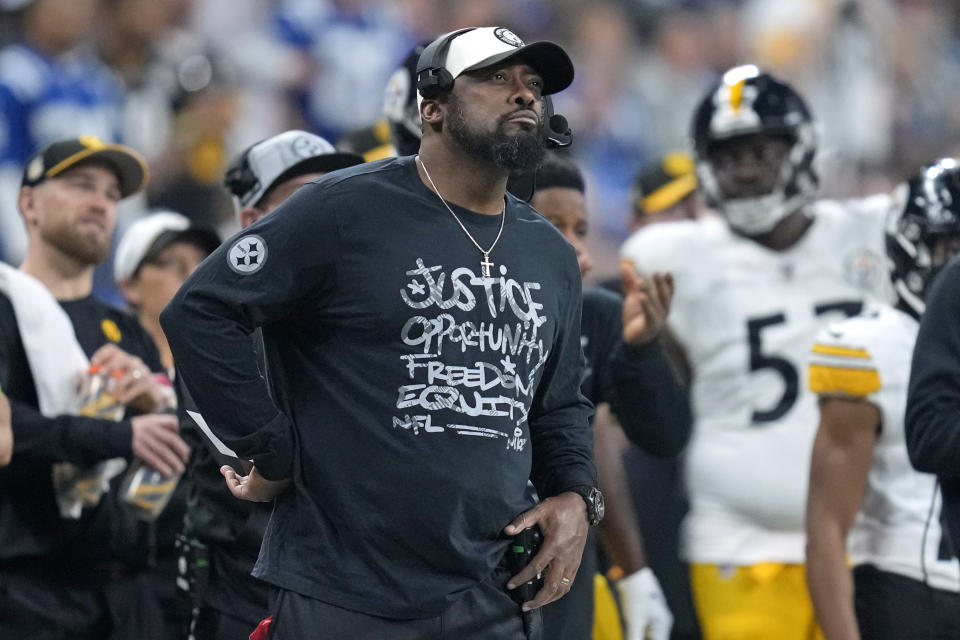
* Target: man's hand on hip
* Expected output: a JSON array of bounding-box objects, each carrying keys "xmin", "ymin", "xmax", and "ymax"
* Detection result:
[
  {"xmin": 221, "ymin": 465, "xmax": 290, "ymax": 502},
  {"xmin": 503, "ymin": 492, "xmax": 588, "ymax": 611}
]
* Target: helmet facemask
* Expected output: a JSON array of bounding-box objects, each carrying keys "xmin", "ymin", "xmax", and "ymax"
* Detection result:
[{"xmin": 691, "ymin": 66, "xmax": 818, "ymax": 236}]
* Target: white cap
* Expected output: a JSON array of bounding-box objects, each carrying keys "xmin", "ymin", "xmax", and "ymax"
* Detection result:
[
  {"xmin": 224, "ymin": 130, "xmax": 364, "ymax": 209},
  {"xmin": 114, "ymin": 212, "xmax": 220, "ymax": 283},
  {"xmin": 417, "ymin": 27, "xmax": 574, "ymax": 100}
]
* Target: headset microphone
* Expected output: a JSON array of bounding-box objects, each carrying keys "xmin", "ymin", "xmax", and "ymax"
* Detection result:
[{"xmin": 543, "ymin": 96, "xmax": 572, "ymax": 148}]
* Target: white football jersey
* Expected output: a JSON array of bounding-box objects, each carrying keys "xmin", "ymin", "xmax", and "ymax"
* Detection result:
[
  {"xmin": 620, "ymin": 197, "xmax": 892, "ymax": 564},
  {"xmin": 809, "ymin": 305, "xmax": 960, "ymax": 592}
]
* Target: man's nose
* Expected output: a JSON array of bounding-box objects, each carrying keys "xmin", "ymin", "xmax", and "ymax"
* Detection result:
[{"xmin": 509, "ymin": 78, "xmax": 536, "ymax": 107}]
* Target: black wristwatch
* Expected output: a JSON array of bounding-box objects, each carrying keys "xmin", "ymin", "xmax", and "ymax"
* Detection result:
[{"xmin": 568, "ymin": 485, "xmax": 605, "ymax": 527}]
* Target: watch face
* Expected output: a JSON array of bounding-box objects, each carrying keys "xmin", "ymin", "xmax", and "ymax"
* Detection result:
[{"xmin": 593, "ymin": 489, "xmax": 605, "ymax": 523}]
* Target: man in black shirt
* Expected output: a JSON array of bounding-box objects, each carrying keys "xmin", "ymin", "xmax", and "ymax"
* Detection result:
[
  {"xmin": 163, "ymin": 26, "xmax": 597, "ymax": 639},
  {"xmin": 521, "ymin": 152, "xmax": 687, "ymax": 640},
  {"xmin": 0, "ymin": 136, "xmax": 190, "ymax": 638},
  {"xmin": 180, "ymin": 130, "xmax": 363, "ymax": 640},
  {"xmin": 906, "ymin": 254, "xmax": 960, "ymax": 558}
]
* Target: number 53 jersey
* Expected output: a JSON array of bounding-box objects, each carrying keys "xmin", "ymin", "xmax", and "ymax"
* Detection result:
[
  {"xmin": 810, "ymin": 306, "xmax": 960, "ymax": 592},
  {"xmin": 620, "ymin": 196, "xmax": 892, "ymax": 565}
]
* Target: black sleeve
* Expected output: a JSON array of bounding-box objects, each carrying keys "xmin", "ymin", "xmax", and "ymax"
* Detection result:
[
  {"xmin": 0, "ymin": 295, "xmax": 132, "ymax": 465},
  {"xmin": 161, "ymin": 182, "xmax": 340, "ymax": 481},
  {"xmin": 528, "ymin": 268, "xmax": 597, "ymax": 498},
  {"xmin": 608, "ymin": 339, "xmax": 692, "ymax": 457},
  {"xmin": 906, "ymin": 261, "xmax": 960, "ymax": 477},
  {"xmin": 9, "ymin": 401, "xmax": 132, "ymax": 465}
]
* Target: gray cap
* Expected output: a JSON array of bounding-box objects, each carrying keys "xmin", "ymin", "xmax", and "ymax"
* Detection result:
[{"xmin": 224, "ymin": 130, "xmax": 364, "ymax": 208}]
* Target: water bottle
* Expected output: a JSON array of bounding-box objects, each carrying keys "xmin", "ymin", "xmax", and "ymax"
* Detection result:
[
  {"xmin": 120, "ymin": 457, "xmax": 182, "ymax": 521},
  {"xmin": 77, "ymin": 364, "xmax": 124, "ymax": 420},
  {"xmin": 54, "ymin": 365, "xmax": 127, "ymax": 518}
]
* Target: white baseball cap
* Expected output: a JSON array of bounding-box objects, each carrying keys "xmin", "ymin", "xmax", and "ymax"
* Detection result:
[
  {"xmin": 417, "ymin": 27, "xmax": 575, "ymax": 99},
  {"xmin": 224, "ymin": 130, "xmax": 364, "ymax": 209},
  {"xmin": 114, "ymin": 211, "xmax": 220, "ymax": 283}
]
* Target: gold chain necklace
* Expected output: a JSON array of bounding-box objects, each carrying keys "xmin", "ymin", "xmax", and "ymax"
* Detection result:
[{"xmin": 417, "ymin": 155, "xmax": 505, "ymax": 278}]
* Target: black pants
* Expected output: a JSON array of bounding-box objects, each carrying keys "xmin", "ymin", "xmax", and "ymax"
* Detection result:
[
  {"xmin": 194, "ymin": 605, "xmax": 262, "ymax": 640},
  {"xmin": 267, "ymin": 565, "xmax": 540, "ymax": 640},
  {"xmin": 854, "ymin": 564, "xmax": 960, "ymax": 640},
  {"xmin": 540, "ymin": 528, "xmax": 597, "ymax": 640},
  {"xmin": 0, "ymin": 564, "xmax": 165, "ymax": 640}
]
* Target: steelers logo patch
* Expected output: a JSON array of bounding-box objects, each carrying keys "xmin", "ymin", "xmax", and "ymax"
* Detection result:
[
  {"xmin": 228, "ymin": 235, "xmax": 268, "ymax": 275},
  {"xmin": 494, "ymin": 28, "xmax": 524, "ymax": 48},
  {"xmin": 26, "ymin": 156, "xmax": 44, "ymax": 182}
]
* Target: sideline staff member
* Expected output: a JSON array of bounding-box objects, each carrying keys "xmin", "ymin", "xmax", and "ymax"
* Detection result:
[
  {"xmin": 0, "ymin": 136, "xmax": 190, "ymax": 637},
  {"xmin": 163, "ymin": 26, "xmax": 599, "ymax": 639}
]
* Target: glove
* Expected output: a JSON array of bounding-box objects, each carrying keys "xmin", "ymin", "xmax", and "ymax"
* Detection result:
[{"xmin": 615, "ymin": 567, "xmax": 673, "ymax": 640}]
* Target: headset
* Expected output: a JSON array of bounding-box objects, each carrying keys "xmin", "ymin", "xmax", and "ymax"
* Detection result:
[
  {"xmin": 223, "ymin": 144, "xmax": 260, "ymax": 205},
  {"xmin": 542, "ymin": 95, "xmax": 572, "ymax": 149},
  {"xmin": 416, "ymin": 29, "xmax": 573, "ymax": 149},
  {"xmin": 416, "ymin": 28, "xmax": 477, "ymax": 99}
]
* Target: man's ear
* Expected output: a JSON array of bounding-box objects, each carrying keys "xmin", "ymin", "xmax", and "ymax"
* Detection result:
[
  {"xmin": 17, "ymin": 187, "xmax": 38, "ymax": 227},
  {"xmin": 420, "ymin": 98, "xmax": 444, "ymax": 133},
  {"xmin": 239, "ymin": 206, "xmax": 263, "ymax": 230}
]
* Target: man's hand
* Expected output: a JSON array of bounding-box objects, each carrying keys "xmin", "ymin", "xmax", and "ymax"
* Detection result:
[
  {"xmin": 91, "ymin": 343, "xmax": 173, "ymax": 414},
  {"xmin": 130, "ymin": 414, "xmax": 190, "ymax": 476},
  {"xmin": 616, "ymin": 567, "xmax": 673, "ymax": 640},
  {"xmin": 503, "ymin": 492, "xmax": 589, "ymax": 611},
  {"xmin": 620, "ymin": 264, "xmax": 673, "ymax": 346},
  {"xmin": 0, "ymin": 393, "xmax": 11, "ymax": 467},
  {"xmin": 221, "ymin": 465, "xmax": 290, "ymax": 502}
]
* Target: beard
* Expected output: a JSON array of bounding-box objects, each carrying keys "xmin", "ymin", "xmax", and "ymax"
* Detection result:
[
  {"xmin": 43, "ymin": 223, "xmax": 111, "ymax": 266},
  {"xmin": 447, "ymin": 94, "xmax": 545, "ymax": 172}
]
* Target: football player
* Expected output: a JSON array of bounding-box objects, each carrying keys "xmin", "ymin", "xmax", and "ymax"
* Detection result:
[
  {"xmin": 620, "ymin": 65, "xmax": 892, "ymax": 639},
  {"xmin": 806, "ymin": 159, "xmax": 960, "ymax": 639}
]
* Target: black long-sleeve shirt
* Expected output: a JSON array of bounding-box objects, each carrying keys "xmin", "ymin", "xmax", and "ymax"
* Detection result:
[
  {"xmin": 161, "ymin": 156, "xmax": 595, "ymax": 618},
  {"xmin": 0, "ymin": 292, "xmax": 161, "ymax": 565},
  {"xmin": 593, "ymin": 278, "xmax": 692, "ymax": 456},
  {"xmin": 906, "ymin": 258, "xmax": 960, "ymax": 546}
]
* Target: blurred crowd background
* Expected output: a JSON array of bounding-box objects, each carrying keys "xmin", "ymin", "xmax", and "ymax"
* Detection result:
[{"xmin": 1, "ymin": 0, "xmax": 959, "ymax": 303}]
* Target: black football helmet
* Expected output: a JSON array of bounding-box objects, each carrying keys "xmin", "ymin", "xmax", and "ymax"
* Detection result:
[
  {"xmin": 383, "ymin": 44, "xmax": 427, "ymax": 156},
  {"xmin": 691, "ymin": 65, "xmax": 817, "ymax": 234},
  {"xmin": 887, "ymin": 158, "xmax": 960, "ymax": 318}
]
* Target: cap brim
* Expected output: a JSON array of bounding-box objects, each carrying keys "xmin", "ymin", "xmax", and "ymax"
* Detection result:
[
  {"xmin": 463, "ymin": 41, "xmax": 574, "ymax": 95},
  {"xmin": 265, "ymin": 152, "xmax": 366, "ymax": 200},
  {"xmin": 46, "ymin": 146, "xmax": 149, "ymax": 198}
]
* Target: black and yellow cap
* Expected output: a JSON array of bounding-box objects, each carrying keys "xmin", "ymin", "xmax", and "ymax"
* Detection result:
[
  {"xmin": 21, "ymin": 136, "xmax": 149, "ymax": 198},
  {"xmin": 631, "ymin": 151, "xmax": 697, "ymax": 215}
]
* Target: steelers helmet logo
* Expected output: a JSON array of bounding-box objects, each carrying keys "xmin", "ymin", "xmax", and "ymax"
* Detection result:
[
  {"xmin": 494, "ymin": 28, "xmax": 524, "ymax": 48},
  {"xmin": 228, "ymin": 235, "xmax": 268, "ymax": 274}
]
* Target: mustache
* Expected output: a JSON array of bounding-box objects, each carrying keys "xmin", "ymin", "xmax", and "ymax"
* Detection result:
[{"xmin": 499, "ymin": 108, "xmax": 542, "ymax": 127}]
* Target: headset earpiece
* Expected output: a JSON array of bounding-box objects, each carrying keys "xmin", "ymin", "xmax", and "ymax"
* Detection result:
[
  {"xmin": 416, "ymin": 28, "xmax": 476, "ymax": 99},
  {"xmin": 224, "ymin": 146, "xmax": 260, "ymax": 205}
]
